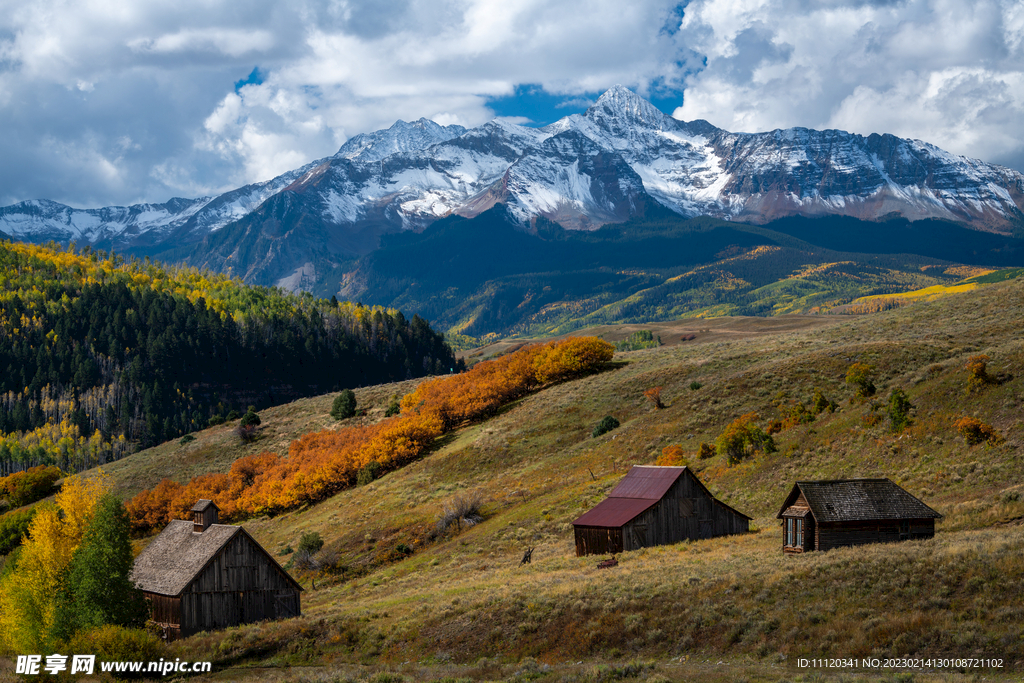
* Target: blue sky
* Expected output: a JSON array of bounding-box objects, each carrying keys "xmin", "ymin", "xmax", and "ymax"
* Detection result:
[{"xmin": 0, "ymin": 0, "xmax": 1022, "ymax": 208}]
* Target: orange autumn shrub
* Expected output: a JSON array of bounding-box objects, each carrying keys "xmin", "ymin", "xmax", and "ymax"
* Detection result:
[{"xmin": 128, "ymin": 337, "xmax": 612, "ymax": 531}]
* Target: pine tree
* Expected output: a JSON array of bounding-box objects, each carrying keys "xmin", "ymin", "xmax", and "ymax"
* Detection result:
[{"xmin": 51, "ymin": 494, "xmax": 148, "ymax": 642}]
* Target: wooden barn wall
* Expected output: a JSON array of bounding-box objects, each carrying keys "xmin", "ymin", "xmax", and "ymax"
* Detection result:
[
  {"xmin": 817, "ymin": 519, "xmax": 935, "ymax": 551},
  {"xmin": 620, "ymin": 472, "xmax": 748, "ymax": 552},
  {"xmin": 574, "ymin": 527, "xmax": 623, "ymax": 556},
  {"xmin": 179, "ymin": 533, "xmax": 301, "ymax": 635}
]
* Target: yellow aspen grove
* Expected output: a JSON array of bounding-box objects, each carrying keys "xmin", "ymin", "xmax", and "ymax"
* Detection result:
[{"xmin": 0, "ymin": 474, "xmax": 107, "ymax": 652}]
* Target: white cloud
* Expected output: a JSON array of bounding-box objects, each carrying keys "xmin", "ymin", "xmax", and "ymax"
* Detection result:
[
  {"xmin": 672, "ymin": 0, "xmax": 1024, "ymax": 169},
  {"xmin": 0, "ymin": 0, "xmax": 1022, "ymax": 208}
]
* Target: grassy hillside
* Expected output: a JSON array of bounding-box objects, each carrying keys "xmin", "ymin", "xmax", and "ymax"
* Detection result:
[{"xmin": 61, "ymin": 276, "xmax": 1024, "ymax": 682}]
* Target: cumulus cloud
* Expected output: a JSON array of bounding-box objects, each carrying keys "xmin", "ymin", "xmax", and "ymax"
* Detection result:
[
  {"xmin": 672, "ymin": 0, "xmax": 1024, "ymax": 170},
  {"xmin": 0, "ymin": 0, "xmax": 1022, "ymax": 208}
]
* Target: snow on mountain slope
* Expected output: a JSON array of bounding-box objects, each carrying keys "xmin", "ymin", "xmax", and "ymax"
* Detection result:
[{"xmin": 2, "ymin": 85, "xmax": 1023, "ymax": 294}]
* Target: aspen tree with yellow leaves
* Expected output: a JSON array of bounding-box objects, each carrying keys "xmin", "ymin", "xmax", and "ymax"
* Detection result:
[{"xmin": 0, "ymin": 474, "xmax": 106, "ymax": 653}]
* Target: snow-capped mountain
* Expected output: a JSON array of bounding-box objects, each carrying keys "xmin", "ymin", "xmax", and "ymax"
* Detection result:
[{"xmin": 2, "ymin": 85, "xmax": 1022, "ymax": 291}]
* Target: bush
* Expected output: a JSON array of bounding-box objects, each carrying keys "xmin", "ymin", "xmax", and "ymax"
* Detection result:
[
  {"xmin": 331, "ymin": 389, "xmax": 357, "ymax": 420},
  {"xmin": 716, "ymin": 413, "xmax": 776, "ymax": 465},
  {"xmin": 689, "ymin": 381, "xmax": 703, "ymax": 391},
  {"xmin": 66, "ymin": 624, "xmax": 166, "ymax": 670},
  {"xmin": 887, "ymin": 388, "xmax": 913, "ymax": 433},
  {"xmin": 357, "ymin": 461, "xmax": 382, "ymax": 486},
  {"xmin": 643, "ymin": 386, "xmax": 665, "ymax": 409},
  {"xmin": 0, "ymin": 465, "xmax": 62, "ymax": 508},
  {"xmin": 655, "ymin": 445, "xmax": 688, "ymax": 467},
  {"xmin": 846, "ymin": 362, "xmax": 876, "ymax": 397},
  {"xmin": 698, "ymin": 442, "xmax": 716, "ymax": 460},
  {"xmin": 812, "ymin": 389, "xmax": 838, "ymax": 414},
  {"xmin": 0, "ymin": 508, "xmax": 35, "ymax": 555},
  {"xmin": 207, "ymin": 414, "xmax": 225, "ymax": 426},
  {"xmin": 955, "ymin": 416, "xmax": 1002, "ymax": 446},
  {"xmin": 436, "ymin": 493, "xmax": 483, "ymax": 536},
  {"xmin": 240, "ymin": 406, "xmax": 261, "ymax": 427},
  {"xmin": 592, "ymin": 415, "xmax": 620, "ymax": 438},
  {"xmin": 297, "ymin": 531, "xmax": 324, "ymax": 556},
  {"xmin": 965, "ymin": 354, "xmax": 993, "ymax": 392},
  {"xmin": 226, "ymin": 409, "xmax": 241, "ymax": 421},
  {"xmin": 179, "ymin": 434, "xmax": 195, "ymax": 446},
  {"xmin": 384, "ymin": 394, "xmax": 402, "ymax": 417}
]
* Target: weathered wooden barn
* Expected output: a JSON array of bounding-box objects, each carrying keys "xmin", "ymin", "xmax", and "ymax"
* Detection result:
[
  {"xmin": 777, "ymin": 479, "xmax": 942, "ymax": 554},
  {"xmin": 131, "ymin": 500, "xmax": 302, "ymax": 640},
  {"xmin": 572, "ymin": 466, "xmax": 751, "ymax": 556}
]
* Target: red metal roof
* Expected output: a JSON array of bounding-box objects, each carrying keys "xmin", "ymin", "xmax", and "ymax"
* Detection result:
[
  {"xmin": 573, "ymin": 466, "xmax": 687, "ymax": 528},
  {"xmin": 608, "ymin": 466, "xmax": 685, "ymax": 500},
  {"xmin": 572, "ymin": 497, "xmax": 659, "ymax": 528}
]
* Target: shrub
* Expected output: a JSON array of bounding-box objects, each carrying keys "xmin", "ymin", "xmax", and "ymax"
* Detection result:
[
  {"xmin": 66, "ymin": 624, "xmax": 165, "ymax": 665},
  {"xmin": 0, "ymin": 465, "xmax": 62, "ymax": 508},
  {"xmin": 226, "ymin": 409, "xmax": 241, "ymax": 421},
  {"xmin": 436, "ymin": 493, "xmax": 483, "ymax": 536},
  {"xmin": 812, "ymin": 389, "xmax": 838, "ymax": 414},
  {"xmin": 698, "ymin": 442, "xmax": 716, "ymax": 460},
  {"xmin": 179, "ymin": 434, "xmax": 195, "ymax": 446},
  {"xmin": 655, "ymin": 445, "xmax": 688, "ymax": 467},
  {"xmin": 592, "ymin": 416, "xmax": 620, "ymax": 438},
  {"xmin": 384, "ymin": 394, "xmax": 402, "ymax": 417},
  {"xmin": 297, "ymin": 531, "xmax": 324, "ymax": 556},
  {"xmin": 643, "ymin": 386, "xmax": 665, "ymax": 409},
  {"xmin": 207, "ymin": 414, "xmax": 225, "ymax": 426},
  {"xmin": 887, "ymin": 388, "xmax": 913, "ymax": 432},
  {"xmin": 356, "ymin": 461, "xmax": 382, "ymax": 486},
  {"xmin": 716, "ymin": 413, "xmax": 776, "ymax": 465},
  {"xmin": 955, "ymin": 416, "xmax": 1002, "ymax": 446},
  {"xmin": 0, "ymin": 508, "xmax": 35, "ymax": 555},
  {"xmin": 846, "ymin": 362, "xmax": 876, "ymax": 397},
  {"xmin": 240, "ymin": 406, "xmax": 261, "ymax": 427},
  {"xmin": 964, "ymin": 354, "xmax": 993, "ymax": 392},
  {"xmin": 689, "ymin": 381, "xmax": 703, "ymax": 391},
  {"xmin": 331, "ymin": 390, "xmax": 357, "ymax": 420}
]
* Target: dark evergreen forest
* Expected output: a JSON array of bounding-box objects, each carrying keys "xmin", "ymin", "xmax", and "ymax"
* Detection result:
[{"xmin": 0, "ymin": 241, "xmax": 460, "ymax": 474}]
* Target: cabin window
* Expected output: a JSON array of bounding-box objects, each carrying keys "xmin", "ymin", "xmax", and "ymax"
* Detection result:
[
  {"xmin": 795, "ymin": 518, "xmax": 803, "ymax": 547},
  {"xmin": 785, "ymin": 518, "xmax": 793, "ymax": 546},
  {"xmin": 899, "ymin": 520, "xmax": 910, "ymax": 541}
]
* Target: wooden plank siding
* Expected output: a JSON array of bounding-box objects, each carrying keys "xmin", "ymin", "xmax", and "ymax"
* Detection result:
[
  {"xmin": 177, "ymin": 532, "xmax": 301, "ymax": 636},
  {"xmin": 817, "ymin": 519, "xmax": 935, "ymax": 551},
  {"xmin": 573, "ymin": 527, "xmax": 624, "ymax": 556}
]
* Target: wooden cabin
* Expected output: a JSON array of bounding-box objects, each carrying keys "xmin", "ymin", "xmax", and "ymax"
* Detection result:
[
  {"xmin": 572, "ymin": 466, "xmax": 751, "ymax": 556},
  {"xmin": 131, "ymin": 500, "xmax": 302, "ymax": 640},
  {"xmin": 777, "ymin": 479, "xmax": 942, "ymax": 554}
]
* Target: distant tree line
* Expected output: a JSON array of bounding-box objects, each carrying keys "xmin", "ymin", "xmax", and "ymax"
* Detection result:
[{"xmin": 0, "ymin": 241, "xmax": 460, "ymax": 474}]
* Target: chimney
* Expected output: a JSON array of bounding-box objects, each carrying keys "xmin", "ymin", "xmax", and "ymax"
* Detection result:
[{"xmin": 190, "ymin": 500, "xmax": 219, "ymax": 533}]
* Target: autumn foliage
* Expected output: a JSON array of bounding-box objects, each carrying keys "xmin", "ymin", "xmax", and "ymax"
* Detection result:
[
  {"xmin": 955, "ymin": 416, "xmax": 1002, "ymax": 446},
  {"xmin": 0, "ymin": 465, "xmax": 62, "ymax": 509},
  {"xmin": 127, "ymin": 337, "xmax": 613, "ymax": 533}
]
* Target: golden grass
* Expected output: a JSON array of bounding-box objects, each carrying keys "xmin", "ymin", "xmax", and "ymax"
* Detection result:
[{"xmin": 65, "ymin": 275, "xmax": 1024, "ymax": 680}]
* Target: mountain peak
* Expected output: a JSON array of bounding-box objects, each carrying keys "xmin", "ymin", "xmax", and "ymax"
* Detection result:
[{"xmin": 586, "ymin": 85, "xmax": 668, "ymax": 130}]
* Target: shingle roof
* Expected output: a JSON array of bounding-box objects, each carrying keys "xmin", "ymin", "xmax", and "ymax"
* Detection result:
[
  {"xmin": 130, "ymin": 520, "xmax": 240, "ymax": 596},
  {"xmin": 777, "ymin": 479, "xmax": 942, "ymax": 522},
  {"xmin": 191, "ymin": 499, "xmax": 219, "ymax": 512}
]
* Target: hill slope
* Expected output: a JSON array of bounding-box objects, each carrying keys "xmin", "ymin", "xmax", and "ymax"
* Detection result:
[{"xmin": 92, "ymin": 275, "xmax": 1024, "ymax": 680}]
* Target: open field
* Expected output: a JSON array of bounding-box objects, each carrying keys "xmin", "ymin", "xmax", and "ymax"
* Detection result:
[{"xmin": 7, "ymin": 274, "xmax": 1024, "ymax": 682}]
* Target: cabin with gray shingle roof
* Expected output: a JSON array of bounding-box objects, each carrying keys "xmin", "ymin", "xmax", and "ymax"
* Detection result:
[
  {"xmin": 572, "ymin": 466, "xmax": 751, "ymax": 556},
  {"xmin": 130, "ymin": 500, "xmax": 302, "ymax": 639},
  {"xmin": 776, "ymin": 479, "xmax": 942, "ymax": 554}
]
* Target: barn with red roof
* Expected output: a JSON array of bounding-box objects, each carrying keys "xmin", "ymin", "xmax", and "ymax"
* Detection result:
[{"xmin": 572, "ymin": 466, "xmax": 751, "ymax": 556}]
